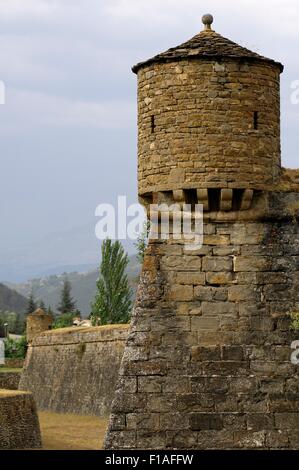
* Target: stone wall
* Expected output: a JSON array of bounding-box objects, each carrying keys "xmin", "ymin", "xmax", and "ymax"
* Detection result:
[
  {"xmin": 105, "ymin": 192, "xmax": 299, "ymax": 450},
  {"xmin": 19, "ymin": 325, "xmax": 128, "ymax": 416},
  {"xmin": 137, "ymin": 59, "xmax": 281, "ymax": 196},
  {"xmin": 0, "ymin": 371, "xmax": 20, "ymax": 390},
  {"xmin": 0, "ymin": 390, "xmax": 41, "ymax": 449},
  {"xmin": 3, "ymin": 359, "xmax": 24, "ymax": 368}
]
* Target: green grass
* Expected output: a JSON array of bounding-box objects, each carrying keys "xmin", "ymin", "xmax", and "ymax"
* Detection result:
[{"xmin": 0, "ymin": 367, "xmax": 22, "ymax": 373}]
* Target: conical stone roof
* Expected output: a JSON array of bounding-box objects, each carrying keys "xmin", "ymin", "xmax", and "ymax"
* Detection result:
[
  {"xmin": 30, "ymin": 308, "xmax": 49, "ymax": 317},
  {"xmin": 132, "ymin": 22, "xmax": 283, "ymax": 74}
]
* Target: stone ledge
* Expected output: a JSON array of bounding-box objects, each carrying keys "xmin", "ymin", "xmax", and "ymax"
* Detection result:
[{"xmin": 32, "ymin": 324, "xmax": 129, "ymax": 347}]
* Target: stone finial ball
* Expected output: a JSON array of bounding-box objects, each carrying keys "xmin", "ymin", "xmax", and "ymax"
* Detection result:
[{"xmin": 202, "ymin": 14, "xmax": 214, "ymax": 26}]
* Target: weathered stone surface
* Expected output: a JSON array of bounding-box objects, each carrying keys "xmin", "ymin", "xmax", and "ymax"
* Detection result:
[
  {"xmin": 19, "ymin": 325, "xmax": 128, "ymax": 416},
  {"xmin": 105, "ymin": 215, "xmax": 299, "ymax": 450},
  {"xmin": 176, "ymin": 272, "xmax": 205, "ymax": 285},
  {"xmin": 0, "ymin": 390, "xmax": 41, "ymax": 449},
  {"xmin": 169, "ymin": 285, "xmax": 194, "ymax": 301},
  {"xmin": 0, "ymin": 371, "xmax": 20, "ymax": 390},
  {"xmin": 202, "ymin": 257, "xmax": 233, "ymax": 272},
  {"xmin": 190, "ymin": 413, "xmax": 223, "ymax": 431},
  {"xmin": 206, "ymin": 272, "xmax": 233, "ymax": 285}
]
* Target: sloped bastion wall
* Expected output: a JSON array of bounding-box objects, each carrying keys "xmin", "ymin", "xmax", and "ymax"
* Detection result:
[{"xmin": 19, "ymin": 324, "xmax": 129, "ymax": 416}]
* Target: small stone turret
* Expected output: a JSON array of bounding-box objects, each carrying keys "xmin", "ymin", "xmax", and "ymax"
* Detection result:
[
  {"xmin": 135, "ymin": 15, "xmax": 283, "ymax": 212},
  {"xmin": 26, "ymin": 308, "xmax": 53, "ymax": 343}
]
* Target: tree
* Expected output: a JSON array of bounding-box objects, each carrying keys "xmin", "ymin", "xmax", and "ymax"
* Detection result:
[
  {"xmin": 74, "ymin": 309, "xmax": 82, "ymax": 318},
  {"xmin": 15, "ymin": 313, "xmax": 25, "ymax": 335},
  {"xmin": 91, "ymin": 239, "xmax": 133, "ymax": 325},
  {"xmin": 4, "ymin": 336, "xmax": 27, "ymax": 359},
  {"xmin": 57, "ymin": 278, "xmax": 76, "ymax": 314},
  {"xmin": 47, "ymin": 306, "xmax": 54, "ymax": 316},
  {"xmin": 52, "ymin": 312, "xmax": 76, "ymax": 329},
  {"xmin": 0, "ymin": 310, "xmax": 25, "ymax": 335},
  {"xmin": 39, "ymin": 300, "xmax": 46, "ymax": 310},
  {"xmin": 26, "ymin": 291, "xmax": 37, "ymax": 315}
]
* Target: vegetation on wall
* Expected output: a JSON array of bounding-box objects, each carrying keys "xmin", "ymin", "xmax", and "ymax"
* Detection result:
[
  {"xmin": 290, "ymin": 312, "xmax": 299, "ymax": 331},
  {"xmin": 134, "ymin": 220, "xmax": 150, "ymax": 263},
  {"xmin": 91, "ymin": 239, "xmax": 132, "ymax": 325}
]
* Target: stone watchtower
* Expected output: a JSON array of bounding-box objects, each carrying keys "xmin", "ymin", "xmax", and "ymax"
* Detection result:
[
  {"xmin": 105, "ymin": 15, "xmax": 299, "ymax": 449},
  {"xmin": 26, "ymin": 308, "xmax": 53, "ymax": 343}
]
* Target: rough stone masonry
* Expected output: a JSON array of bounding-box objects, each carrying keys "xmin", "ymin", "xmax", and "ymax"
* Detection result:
[
  {"xmin": 20, "ymin": 324, "xmax": 128, "ymax": 416},
  {"xmin": 0, "ymin": 390, "xmax": 41, "ymax": 449},
  {"xmin": 105, "ymin": 15, "xmax": 299, "ymax": 449},
  {"xmin": 0, "ymin": 371, "xmax": 20, "ymax": 390}
]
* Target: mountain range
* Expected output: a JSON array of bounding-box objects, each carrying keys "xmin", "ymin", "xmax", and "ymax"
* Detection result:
[
  {"xmin": 0, "ymin": 221, "xmax": 136, "ymax": 283},
  {"xmin": 0, "ymin": 283, "xmax": 28, "ymax": 314},
  {"xmin": 6, "ymin": 255, "xmax": 141, "ymax": 316},
  {"xmin": 1, "ymin": 220, "xmax": 140, "ymax": 316}
]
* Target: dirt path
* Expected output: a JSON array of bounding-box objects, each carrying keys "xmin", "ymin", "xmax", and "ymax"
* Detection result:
[{"xmin": 39, "ymin": 412, "xmax": 109, "ymax": 450}]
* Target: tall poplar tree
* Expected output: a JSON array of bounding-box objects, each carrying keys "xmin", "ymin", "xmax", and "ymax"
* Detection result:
[{"xmin": 91, "ymin": 239, "xmax": 132, "ymax": 325}]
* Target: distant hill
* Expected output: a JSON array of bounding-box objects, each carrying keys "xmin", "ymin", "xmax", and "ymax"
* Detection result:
[
  {"xmin": 7, "ymin": 255, "xmax": 141, "ymax": 317},
  {"xmin": 0, "ymin": 283, "xmax": 28, "ymax": 314},
  {"xmin": 0, "ymin": 222, "xmax": 137, "ymax": 283}
]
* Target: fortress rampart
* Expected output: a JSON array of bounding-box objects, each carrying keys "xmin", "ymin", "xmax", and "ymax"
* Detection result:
[{"xmin": 19, "ymin": 324, "xmax": 129, "ymax": 416}]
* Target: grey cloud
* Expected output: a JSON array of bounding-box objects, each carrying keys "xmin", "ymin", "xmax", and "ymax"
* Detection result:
[{"xmin": 0, "ymin": 0, "xmax": 298, "ymax": 281}]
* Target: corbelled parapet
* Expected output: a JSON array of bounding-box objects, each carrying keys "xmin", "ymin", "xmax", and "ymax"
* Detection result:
[{"xmin": 105, "ymin": 15, "xmax": 299, "ymax": 450}]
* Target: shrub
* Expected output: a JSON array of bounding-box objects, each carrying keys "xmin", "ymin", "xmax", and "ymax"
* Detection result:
[
  {"xmin": 52, "ymin": 312, "xmax": 76, "ymax": 329},
  {"xmin": 4, "ymin": 336, "xmax": 27, "ymax": 359}
]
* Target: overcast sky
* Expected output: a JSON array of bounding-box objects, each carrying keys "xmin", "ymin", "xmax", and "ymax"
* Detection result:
[{"xmin": 0, "ymin": 0, "xmax": 298, "ymax": 262}]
